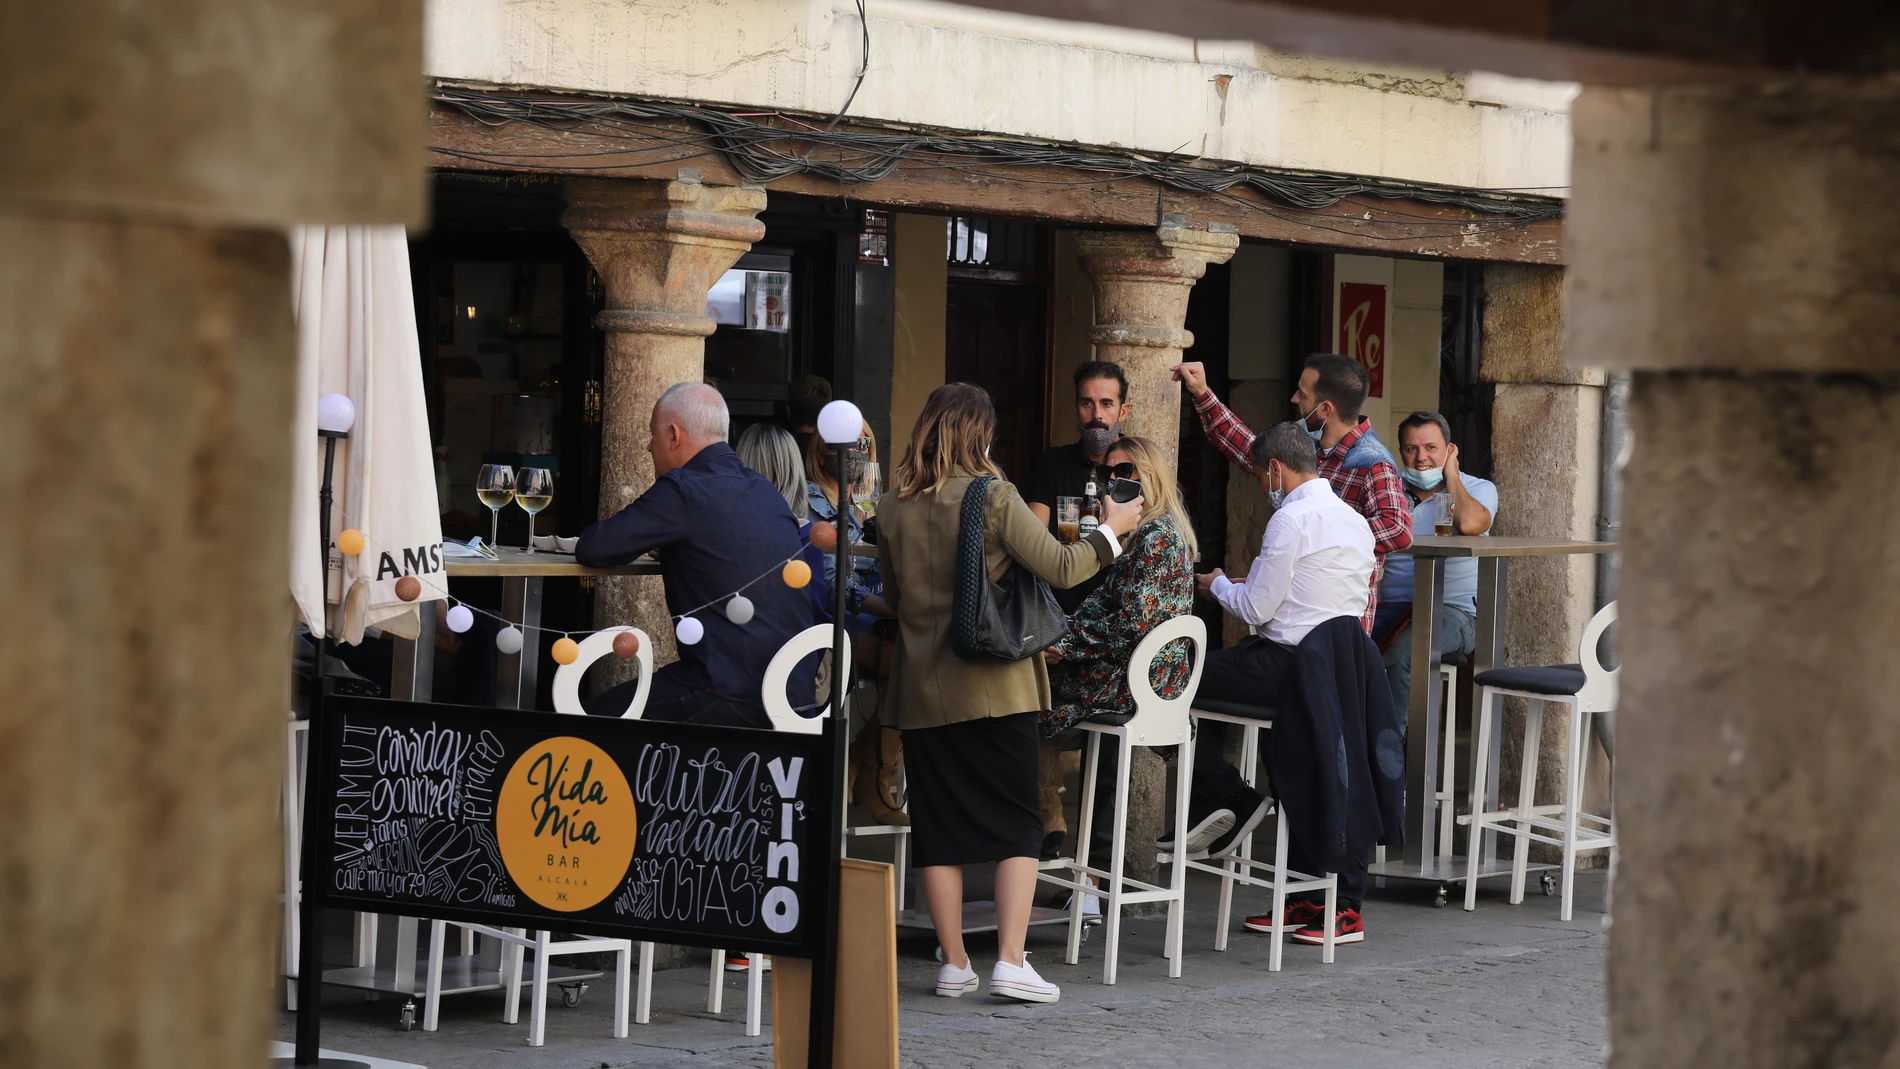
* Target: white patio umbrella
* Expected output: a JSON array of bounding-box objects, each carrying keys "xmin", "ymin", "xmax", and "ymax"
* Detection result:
[{"xmin": 289, "ymin": 225, "xmax": 445, "ymax": 642}]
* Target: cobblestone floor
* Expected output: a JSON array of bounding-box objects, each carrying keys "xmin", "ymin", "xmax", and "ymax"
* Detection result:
[{"xmin": 280, "ymin": 867, "xmax": 1608, "ymax": 1069}]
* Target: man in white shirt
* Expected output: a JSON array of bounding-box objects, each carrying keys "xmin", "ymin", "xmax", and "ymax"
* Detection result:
[{"xmin": 1169, "ymin": 420, "xmax": 1376, "ymax": 943}]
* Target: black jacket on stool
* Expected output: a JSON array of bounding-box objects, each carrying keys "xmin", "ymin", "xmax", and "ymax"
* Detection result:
[{"xmin": 1269, "ymin": 615, "xmax": 1407, "ymax": 874}]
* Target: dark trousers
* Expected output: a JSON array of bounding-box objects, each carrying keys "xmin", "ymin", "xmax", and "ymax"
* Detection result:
[
  {"xmin": 582, "ymin": 663, "xmax": 770, "ymax": 729},
  {"xmin": 1190, "ymin": 636, "xmax": 1366, "ymax": 910}
]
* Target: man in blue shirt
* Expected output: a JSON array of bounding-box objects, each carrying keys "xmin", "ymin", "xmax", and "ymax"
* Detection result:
[
  {"xmin": 1373, "ymin": 411, "xmax": 1499, "ymax": 730},
  {"xmin": 577, "ymin": 383, "xmax": 813, "ymax": 728}
]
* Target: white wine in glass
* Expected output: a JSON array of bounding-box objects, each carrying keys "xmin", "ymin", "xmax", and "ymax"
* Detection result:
[
  {"xmin": 852, "ymin": 460, "xmax": 880, "ymax": 520},
  {"xmin": 516, "ymin": 467, "xmax": 554, "ymax": 552},
  {"xmin": 476, "ymin": 463, "xmax": 515, "ymax": 549}
]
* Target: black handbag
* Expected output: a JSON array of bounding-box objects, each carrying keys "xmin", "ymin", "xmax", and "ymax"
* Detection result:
[{"xmin": 950, "ymin": 476, "xmax": 1069, "ymax": 661}]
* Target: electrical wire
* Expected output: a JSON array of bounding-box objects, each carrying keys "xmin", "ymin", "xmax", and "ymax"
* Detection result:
[
  {"xmin": 429, "ymin": 86, "xmax": 1564, "ymax": 235},
  {"xmin": 822, "ymin": 0, "xmax": 870, "ymax": 133}
]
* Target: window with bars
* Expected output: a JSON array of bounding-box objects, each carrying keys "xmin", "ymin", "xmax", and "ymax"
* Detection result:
[{"xmin": 946, "ymin": 215, "xmax": 1044, "ymax": 270}]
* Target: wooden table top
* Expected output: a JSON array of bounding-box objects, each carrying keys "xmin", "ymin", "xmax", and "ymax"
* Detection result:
[
  {"xmin": 443, "ymin": 546, "xmax": 662, "ymax": 578},
  {"xmin": 1405, "ymin": 536, "xmax": 1618, "ymax": 558}
]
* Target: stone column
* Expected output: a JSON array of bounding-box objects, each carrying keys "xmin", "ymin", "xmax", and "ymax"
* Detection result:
[
  {"xmin": 563, "ymin": 175, "xmax": 766, "ymax": 673},
  {"xmin": 0, "ymin": 3, "xmax": 419, "ymax": 1066},
  {"xmin": 1480, "ymin": 264, "xmax": 1610, "ymax": 850},
  {"xmin": 1569, "ymin": 82, "xmax": 1900, "ymax": 1069},
  {"xmin": 1074, "ymin": 222, "xmax": 1237, "ymax": 890},
  {"xmin": 1075, "ymin": 222, "xmax": 1240, "ymax": 468}
]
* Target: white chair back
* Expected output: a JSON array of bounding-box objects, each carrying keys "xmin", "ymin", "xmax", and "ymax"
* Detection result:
[
  {"xmin": 1121, "ymin": 615, "xmax": 1208, "ymax": 747},
  {"xmin": 763, "ymin": 624, "xmax": 853, "ymax": 735},
  {"xmin": 1576, "ymin": 601, "xmax": 1618, "ymax": 713},
  {"xmin": 551, "ymin": 626, "xmax": 653, "ymax": 718}
]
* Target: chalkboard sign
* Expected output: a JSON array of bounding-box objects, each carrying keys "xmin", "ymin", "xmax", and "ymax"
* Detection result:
[{"xmin": 306, "ymin": 696, "xmax": 839, "ymax": 957}]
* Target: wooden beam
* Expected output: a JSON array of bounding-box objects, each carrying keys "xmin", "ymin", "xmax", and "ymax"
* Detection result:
[
  {"xmin": 951, "ymin": 0, "xmax": 1900, "ymax": 83},
  {"xmin": 427, "ymin": 106, "xmax": 1563, "ymax": 265}
]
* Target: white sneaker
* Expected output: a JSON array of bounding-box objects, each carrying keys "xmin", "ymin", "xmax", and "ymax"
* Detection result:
[
  {"xmin": 1083, "ymin": 877, "xmax": 1103, "ymax": 918},
  {"xmin": 935, "ymin": 958, "xmax": 978, "ymax": 997},
  {"xmin": 989, "ymin": 958, "xmax": 1060, "ymax": 1004}
]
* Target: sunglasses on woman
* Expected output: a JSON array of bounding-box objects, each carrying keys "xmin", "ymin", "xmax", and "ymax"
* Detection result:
[{"xmin": 1108, "ymin": 461, "xmax": 1140, "ymax": 480}]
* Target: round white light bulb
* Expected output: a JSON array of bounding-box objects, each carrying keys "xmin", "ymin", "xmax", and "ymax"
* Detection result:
[
  {"xmin": 317, "ymin": 392, "xmax": 357, "ymax": 435},
  {"xmin": 445, "ymin": 605, "xmax": 474, "ymax": 634},
  {"xmin": 725, "ymin": 595, "xmax": 755, "ymax": 625},
  {"xmin": 495, "ymin": 625, "xmax": 524, "ymax": 655},
  {"xmin": 676, "ymin": 616, "xmax": 705, "ymax": 646},
  {"xmin": 817, "ymin": 399, "xmax": 865, "ymax": 446}
]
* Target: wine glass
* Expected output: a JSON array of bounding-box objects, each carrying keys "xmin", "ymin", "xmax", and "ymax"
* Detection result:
[
  {"xmin": 516, "ymin": 467, "xmax": 554, "ymax": 552},
  {"xmin": 852, "ymin": 460, "xmax": 880, "ymax": 520},
  {"xmin": 476, "ymin": 464, "xmax": 515, "ymax": 550}
]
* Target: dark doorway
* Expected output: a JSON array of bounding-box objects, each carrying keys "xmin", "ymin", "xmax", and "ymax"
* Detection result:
[
  {"xmin": 1180, "ymin": 260, "xmax": 1231, "ymax": 646},
  {"xmin": 943, "ymin": 216, "xmax": 1052, "ymax": 483},
  {"xmin": 1440, "ymin": 262, "xmax": 1493, "ymax": 478},
  {"xmin": 946, "ymin": 282, "xmax": 1049, "ymax": 483}
]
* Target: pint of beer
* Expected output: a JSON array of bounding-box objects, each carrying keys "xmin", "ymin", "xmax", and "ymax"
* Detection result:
[{"xmin": 1056, "ymin": 496, "xmax": 1082, "ymax": 543}]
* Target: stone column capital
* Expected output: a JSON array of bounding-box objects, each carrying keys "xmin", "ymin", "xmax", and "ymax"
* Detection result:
[
  {"xmin": 1074, "ymin": 225, "xmax": 1240, "ymax": 284},
  {"xmin": 562, "ymin": 175, "xmax": 767, "ymax": 330}
]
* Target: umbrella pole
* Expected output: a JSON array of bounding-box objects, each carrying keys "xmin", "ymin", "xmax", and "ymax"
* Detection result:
[{"xmin": 295, "ymin": 430, "xmax": 345, "ymax": 1066}]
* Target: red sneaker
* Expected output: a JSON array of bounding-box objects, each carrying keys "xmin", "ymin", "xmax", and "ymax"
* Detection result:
[
  {"xmin": 1242, "ymin": 899, "xmax": 1323, "ymax": 935},
  {"xmin": 1291, "ymin": 907, "xmax": 1364, "ymax": 945}
]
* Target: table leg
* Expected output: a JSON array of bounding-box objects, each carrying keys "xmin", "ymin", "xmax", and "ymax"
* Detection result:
[
  {"xmin": 497, "ymin": 576, "xmax": 544, "ymax": 710},
  {"xmin": 1473, "ymin": 557, "xmax": 1509, "ymax": 865},
  {"xmin": 1402, "ymin": 558, "xmax": 1448, "ymax": 873},
  {"xmin": 389, "ymin": 599, "xmax": 436, "ymax": 702}
]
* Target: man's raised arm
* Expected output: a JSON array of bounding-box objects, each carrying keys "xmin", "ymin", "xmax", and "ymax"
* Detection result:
[{"xmin": 1173, "ymin": 361, "xmax": 1258, "ymax": 474}]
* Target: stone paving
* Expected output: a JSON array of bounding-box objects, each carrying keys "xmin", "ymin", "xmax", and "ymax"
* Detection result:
[{"xmin": 280, "ymin": 867, "xmax": 1608, "ymax": 1069}]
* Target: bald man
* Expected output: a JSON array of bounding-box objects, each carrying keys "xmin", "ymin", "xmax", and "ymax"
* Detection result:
[{"xmin": 576, "ymin": 383, "xmax": 814, "ymax": 726}]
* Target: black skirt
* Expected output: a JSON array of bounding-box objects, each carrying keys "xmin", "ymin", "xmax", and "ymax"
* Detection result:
[{"xmin": 903, "ymin": 711, "xmax": 1044, "ymax": 867}]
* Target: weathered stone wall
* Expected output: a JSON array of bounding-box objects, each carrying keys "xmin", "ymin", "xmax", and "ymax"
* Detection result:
[
  {"xmin": 1568, "ymin": 81, "xmax": 1900, "ymax": 1069},
  {"xmin": 1483, "ymin": 263, "xmax": 1611, "ymax": 846},
  {"xmin": 1612, "ymin": 371, "xmax": 1900, "ymax": 1065}
]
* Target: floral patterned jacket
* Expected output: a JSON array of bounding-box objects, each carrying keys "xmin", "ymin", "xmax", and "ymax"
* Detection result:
[{"xmin": 1042, "ymin": 517, "xmax": 1195, "ymax": 737}]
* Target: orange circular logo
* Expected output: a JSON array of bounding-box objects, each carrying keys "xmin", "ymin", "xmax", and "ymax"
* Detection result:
[{"xmin": 496, "ymin": 736, "xmax": 636, "ymax": 912}]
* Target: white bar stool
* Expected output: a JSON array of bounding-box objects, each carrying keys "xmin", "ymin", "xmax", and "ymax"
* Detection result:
[
  {"xmin": 1461, "ymin": 602, "xmax": 1617, "ymax": 921},
  {"xmin": 1176, "ymin": 701, "xmax": 1337, "ymax": 972},
  {"xmin": 419, "ymin": 626, "xmax": 652, "ymax": 1042},
  {"xmin": 1037, "ymin": 615, "xmax": 1207, "ymax": 986}
]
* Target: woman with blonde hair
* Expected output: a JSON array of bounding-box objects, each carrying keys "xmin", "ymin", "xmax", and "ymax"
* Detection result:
[
  {"xmin": 1041, "ymin": 435, "xmax": 1197, "ymax": 734},
  {"xmin": 879, "ymin": 383, "xmax": 1142, "ymax": 1005},
  {"xmin": 805, "ymin": 418, "xmax": 883, "ymax": 605}
]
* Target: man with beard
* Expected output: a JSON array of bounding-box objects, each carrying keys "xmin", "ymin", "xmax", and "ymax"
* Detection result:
[
  {"xmin": 1025, "ymin": 360, "xmax": 1131, "ymax": 865},
  {"xmin": 1025, "ymin": 360, "xmax": 1131, "ymax": 614}
]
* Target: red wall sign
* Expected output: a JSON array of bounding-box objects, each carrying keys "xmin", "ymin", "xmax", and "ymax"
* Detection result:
[{"xmin": 1337, "ymin": 282, "xmax": 1387, "ymax": 398}]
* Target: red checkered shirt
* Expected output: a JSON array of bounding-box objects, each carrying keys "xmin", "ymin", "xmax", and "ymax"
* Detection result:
[{"xmin": 1191, "ymin": 390, "xmax": 1413, "ymax": 632}]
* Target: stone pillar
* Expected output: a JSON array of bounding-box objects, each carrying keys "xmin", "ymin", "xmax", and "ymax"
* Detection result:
[
  {"xmin": 0, "ymin": 3, "xmax": 420, "ymax": 1066},
  {"xmin": 1480, "ymin": 264, "xmax": 1610, "ymax": 846},
  {"xmin": 1075, "ymin": 223, "xmax": 1240, "ymax": 468},
  {"xmin": 563, "ymin": 175, "xmax": 766, "ymax": 673},
  {"xmin": 1569, "ymin": 82, "xmax": 1900, "ymax": 1068},
  {"xmin": 1074, "ymin": 223, "xmax": 1237, "ymax": 890}
]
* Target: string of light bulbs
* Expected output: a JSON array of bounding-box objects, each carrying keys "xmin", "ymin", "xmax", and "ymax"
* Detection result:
[{"xmin": 328, "ymin": 520, "xmax": 824, "ymax": 664}]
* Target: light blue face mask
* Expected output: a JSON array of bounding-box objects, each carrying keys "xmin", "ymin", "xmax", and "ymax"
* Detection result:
[
  {"xmin": 1266, "ymin": 466, "xmax": 1286, "ymax": 509},
  {"xmin": 1296, "ymin": 403, "xmax": 1325, "ymax": 443},
  {"xmin": 1402, "ymin": 466, "xmax": 1445, "ymax": 491}
]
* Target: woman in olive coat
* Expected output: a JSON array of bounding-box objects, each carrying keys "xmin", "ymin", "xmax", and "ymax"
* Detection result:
[{"xmin": 878, "ymin": 383, "xmax": 1141, "ymax": 1004}]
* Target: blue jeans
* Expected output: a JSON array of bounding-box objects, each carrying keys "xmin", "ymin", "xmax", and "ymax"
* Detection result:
[{"xmin": 1373, "ymin": 601, "xmax": 1477, "ymax": 735}]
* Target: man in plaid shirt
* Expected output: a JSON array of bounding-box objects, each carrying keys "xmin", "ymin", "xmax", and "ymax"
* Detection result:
[{"xmin": 1173, "ymin": 353, "xmax": 1412, "ymax": 632}]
